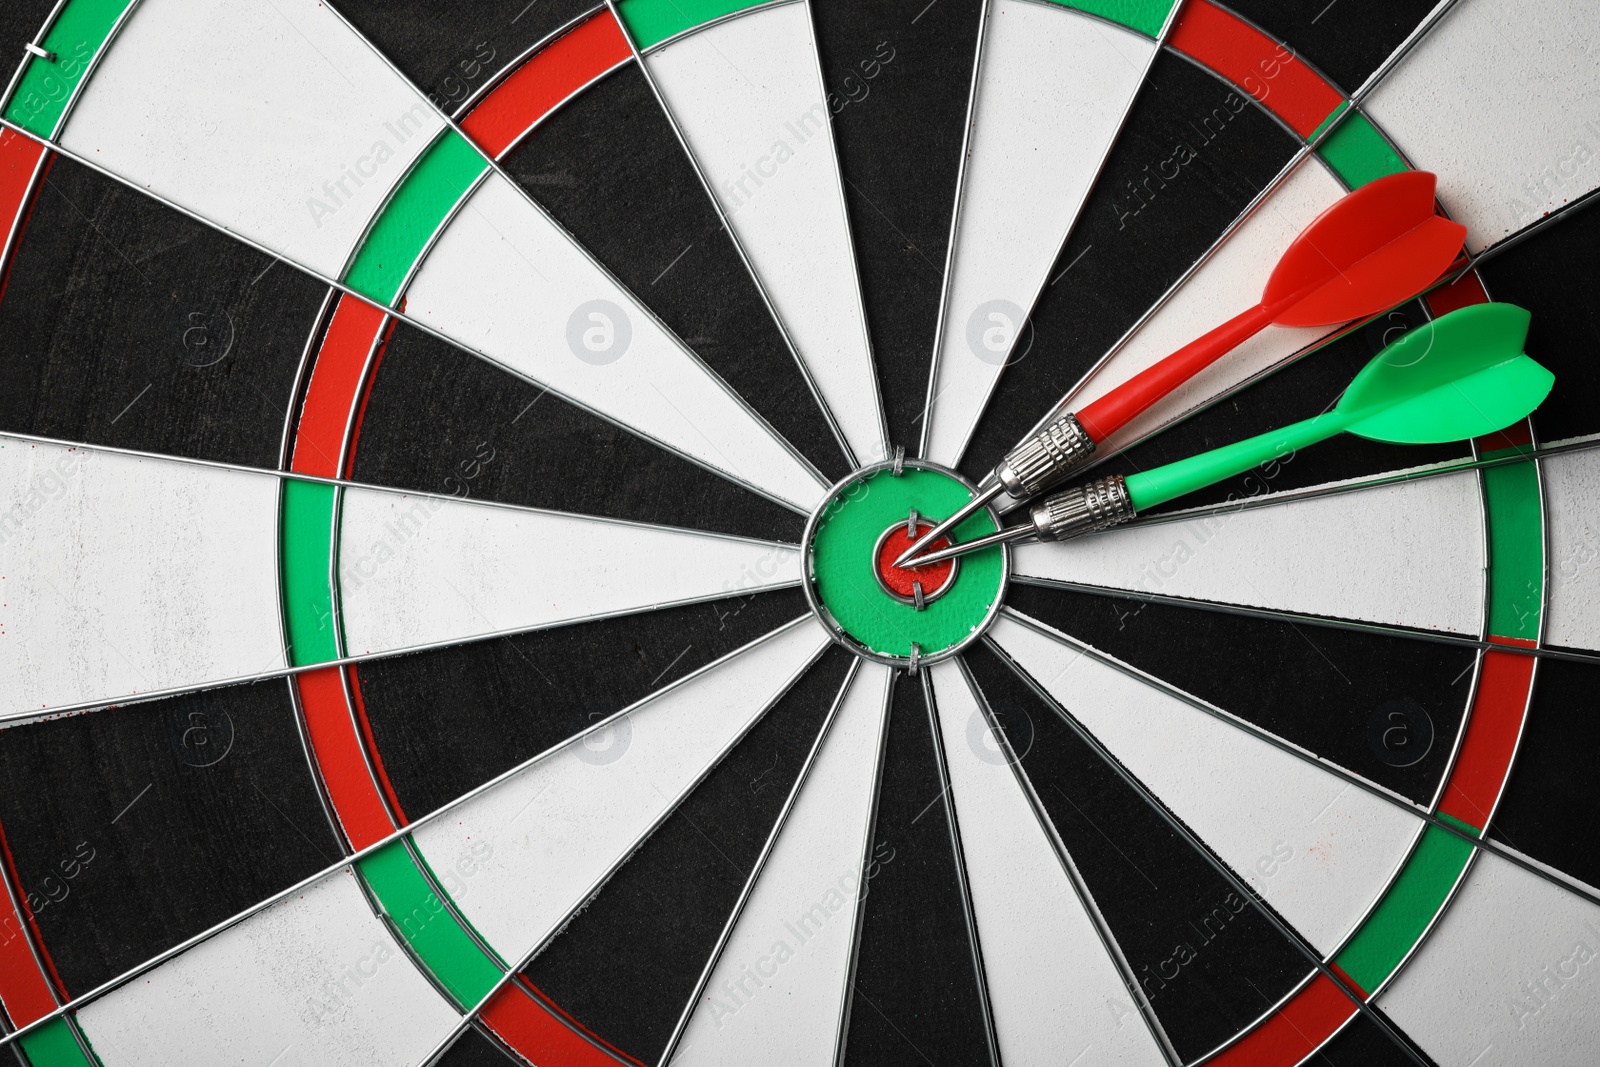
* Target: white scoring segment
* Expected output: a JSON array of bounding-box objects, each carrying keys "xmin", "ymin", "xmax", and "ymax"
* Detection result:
[
  {"xmin": 409, "ymin": 620, "xmax": 831, "ymax": 971},
  {"xmin": 1058, "ymin": 160, "xmax": 1347, "ymax": 458},
  {"xmin": 403, "ymin": 173, "xmax": 828, "ymax": 512},
  {"xmin": 991, "ymin": 614, "xmax": 1425, "ymax": 956},
  {"xmin": 1362, "ymin": 0, "xmax": 1600, "ymax": 253},
  {"xmin": 57, "ymin": 0, "xmax": 445, "ymax": 280},
  {"xmin": 1542, "ymin": 443, "xmax": 1600, "ymax": 651},
  {"xmin": 75, "ymin": 867, "xmax": 459, "ymax": 1067},
  {"xmin": 927, "ymin": 662, "xmax": 1169, "ymax": 1067},
  {"xmin": 923, "ymin": 0, "xmax": 1153, "ymax": 468},
  {"xmin": 645, "ymin": 2, "xmax": 886, "ymax": 465},
  {"xmin": 0, "ymin": 438, "xmax": 283, "ymax": 719},
  {"xmin": 669, "ymin": 660, "xmax": 892, "ymax": 1067},
  {"xmin": 1379, "ymin": 850, "xmax": 1600, "ymax": 1066},
  {"xmin": 1013, "ymin": 470, "xmax": 1486, "ymax": 635},
  {"xmin": 50, "ymin": 0, "xmax": 829, "ymax": 513},
  {"xmin": 336, "ymin": 487, "xmax": 800, "ymax": 657}
]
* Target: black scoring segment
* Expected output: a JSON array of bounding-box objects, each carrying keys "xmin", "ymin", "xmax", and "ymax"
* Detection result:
[
  {"xmin": 1005, "ymin": 584, "xmax": 1474, "ymax": 806},
  {"xmin": 357, "ymin": 592, "xmax": 811, "ymax": 817},
  {"xmin": 349, "ymin": 318, "xmax": 805, "ymax": 544},
  {"xmin": 1221, "ymin": 0, "xmax": 1441, "ymax": 96},
  {"xmin": 432, "ymin": 1024, "xmax": 524, "ymax": 1066},
  {"xmin": 841, "ymin": 671, "xmax": 997, "ymax": 1067},
  {"xmin": 500, "ymin": 64, "xmax": 851, "ymax": 482},
  {"xmin": 0, "ymin": 3, "xmax": 62, "ymax": 77},
  {"xmin": 0, "ymin": 155, "xmax": 325, "ymax": 468},
  {"xmin": 1305, "ymin": 1005, "xmax": 1436, "ymax": 1066},
  {"xmin": 521, "ymin": 647, "xmax": 854, "ymax": 1065},
  {"xmin": 963, "ymin": 639, "xmax": 1313, "ymax": 1063},
  {"xmin": 1488, "ymin": 657, "xmax": 1600, "ymax": 894},
  {"xmin": 0, "ymin": 682, "xmax": 340, "ymax": 995},
  {"xmin": 811, "ymin": 0, "xmax": 985, "ymax": 454}
]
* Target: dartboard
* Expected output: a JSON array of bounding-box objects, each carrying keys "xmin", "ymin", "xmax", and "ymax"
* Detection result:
[{"xmin": 2, "ymin": 0, "xmax": 1599, "ymax": 1064}]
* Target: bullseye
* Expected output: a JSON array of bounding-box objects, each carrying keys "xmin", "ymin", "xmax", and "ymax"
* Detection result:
[
  {"xmin": 802, "ymin": 459, "xmax": 1008, "ymax": 666},
  {"xmin": 873, "ymin": 518, "xmax": 958, "ymax": 605}
]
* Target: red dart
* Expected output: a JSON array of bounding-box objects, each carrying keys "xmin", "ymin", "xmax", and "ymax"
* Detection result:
[
  {"xmin": 1076, "ymin": 170, "xmax": 1467, "ymax": 440},
  {"xmin": 899, "ymin": 170, "xmax": 1468, "ymax": 567}
]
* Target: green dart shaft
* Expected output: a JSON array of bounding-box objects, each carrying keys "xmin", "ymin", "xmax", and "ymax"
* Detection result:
[{"xmin": 1125, "ymin": 409, "xmax": 1350, "ymax": 511}]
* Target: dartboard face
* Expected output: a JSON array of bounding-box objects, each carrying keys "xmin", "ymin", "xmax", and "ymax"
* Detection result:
[{"xmin": 1, "ymin": 0, "xmax": 1598, "ymax": 1064}]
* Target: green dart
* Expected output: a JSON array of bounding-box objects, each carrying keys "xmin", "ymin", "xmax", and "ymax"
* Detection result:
[{"xmin": 907, "ymin": 303, "xmax": 1553, "ymax": 565}]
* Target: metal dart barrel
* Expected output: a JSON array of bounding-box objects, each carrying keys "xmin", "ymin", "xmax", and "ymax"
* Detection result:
[
  {"xmin": 895, "ymin": 412, "xmax": 1097, "ymax": 566},
  {"xmin": 906, "ymin": 474, "xmax": 1135, "ymax": 567},
  {"xmin": 1027, "ymin": 474, "xmax": 1134, "ymax": 541}
]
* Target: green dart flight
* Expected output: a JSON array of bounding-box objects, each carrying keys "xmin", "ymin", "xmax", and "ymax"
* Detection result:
[{"xmin": 907, "ymin": 303, "xmax": 1554, "ymax": 566}]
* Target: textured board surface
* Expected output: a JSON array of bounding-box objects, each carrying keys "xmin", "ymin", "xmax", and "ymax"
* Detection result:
[
  {"xmin": 0, "ymin": 154, "xmax": 325, "ymax": 469},
  {"xmin": 403, "ymin": 173, "xmax": 826, "ymax": 510},
  {"xmin": 329, "ymin": 0, "xmax": 602, "ymax": 114},
  {"xmin": 521, "ymin": 646, "xmax": 855, "ymax": 1064},
  {"xmin": 337, "ymin": 486, "xmax": 799, "ymax": 657},
  {"xmin": 994, "ymin": 614, "xmax": 1424, "ymax": 955},
  {"xmin": 409, "ymin": 619, "xmax": 828, "ymax": 964},
  {"xmin": 3, "ymin": 2, "xmax": 1599, "ymax": 1064},
  {"xmin": 76, "ymin": 868, "xmax": 461, "ymax": 1066},
  {"xmin": 58, "ymin": 0, "xmax": 446, "ymax": 278},
  {"xmin": 929, "ymin": 661, "xmax": 1168, "ymax": 1067},
  {"xmin": 0, "ymin": 439, "xmax": 283, "ymax": 715},
  {"xmin": 646, "ymin": 2, "xmax": 885, "ymax": 466},
  {"xmin": 500, "ymin": 63, "xmax": 851, "ymax": 482},
  {"xmin": 1014, "ymin": 470, "xmax": 1485, "ymax": 634},
  {"xmin": 925, "ymin": 0, "xmax": 1152, "ymax": 468},
  {"xmin": 1381, "ymin": 850, "xmax": 1600, "ymax": 1065},
  {"xmin": 1362, "ymin": 0, "xmax": 1600, "ymax": 252},
  {"xmin": 812, "ymin": 0, "xmax": 983, "ymax": 455},
  {"xmin": 670, "ymin": 660, "xmax": 891, "ymax": 1065}
]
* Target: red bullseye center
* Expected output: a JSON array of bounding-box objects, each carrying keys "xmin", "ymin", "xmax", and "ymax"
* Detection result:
[{"xmin": 875, "ymin": 521, "xmax": 957, "ymax": 600}]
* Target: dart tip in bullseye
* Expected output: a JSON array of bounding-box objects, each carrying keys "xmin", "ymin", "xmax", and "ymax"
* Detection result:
[
  {"xmin": 901, "ymin": 526, "xmax": 1025, "ymax": 568},
  {"xmin": 893, "ymin": 482, "xmax": 1004, "ymax": 567}
]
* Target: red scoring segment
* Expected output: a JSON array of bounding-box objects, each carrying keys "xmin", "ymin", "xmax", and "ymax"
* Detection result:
[
  {"xmin": 876, "ymin": 522, "xmax": 957, "ymax": 600},
  {"xmin": 460, "ymin": 10, "xmax": 633, "ymax": 160},
  {"xmin": 1168, "ymin": 0, "xmax": 1345, "ymax": 140},
  {"xmin": 289, "ymin": 293, "xmax": 407, "ymax": 851},
  {"xmin": 0, "ymin": 129, "xmax": 65, "ymax": 1030},
  {"xmin": 482, "ymin": 981, "xmax": 651, "ymax": 1067},
  {"xmin": 288, "ymin": 22, "xmax": 662, "ymax": 1067}
]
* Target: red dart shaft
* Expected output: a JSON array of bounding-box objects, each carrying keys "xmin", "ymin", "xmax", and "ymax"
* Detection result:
[{"xmin": 1076, "ymin": 301, "xmax": 1276, "ymax": 442}]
